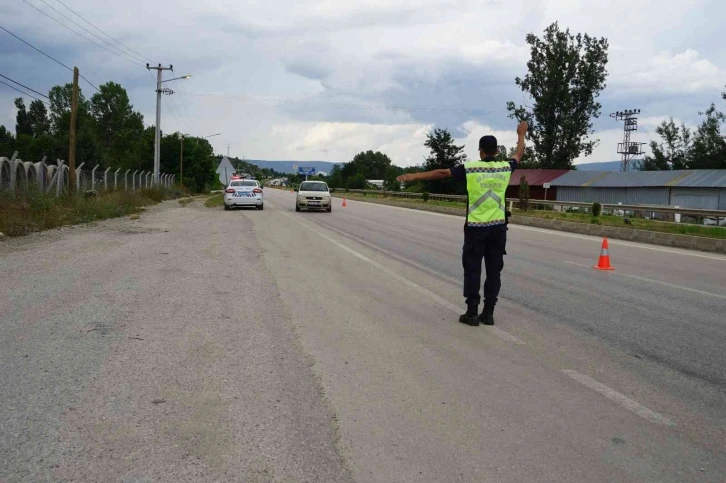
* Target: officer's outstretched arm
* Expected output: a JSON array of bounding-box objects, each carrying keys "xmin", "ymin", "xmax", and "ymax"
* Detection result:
[{"xmin": 396, "ymin": 169, "xmax": 452, "ymax": 183}]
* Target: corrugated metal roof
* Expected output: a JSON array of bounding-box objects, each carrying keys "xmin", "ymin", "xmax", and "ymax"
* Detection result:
[
  {"xmin": 673, "ymin": 170, "xmax": 726, "ymax": 187},
  {"xmin": 508, "ymin": 169, "xmax": 569, "ymax": 186},
  {"xmin": 549, "ymin": 169, "xmax": 726, "ymax": 187},
  {"xmin": 589, "ymin": 170, "xmax": 688, "ymax": 187},
  {"xmin": 549, "ymin": 171, "xmax": 608, "ymax": 187}
]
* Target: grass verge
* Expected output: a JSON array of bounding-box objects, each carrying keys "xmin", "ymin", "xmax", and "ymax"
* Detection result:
[
  {"xmin": 205, "ymin": 194, "xmax": 224, "ymax": 208},
  {"xmin": 335, "ymin": 193, "xmax": 726, "ymax": 240},
  {"xmin": 0, "ymin": 186, "xmax": 187, "ymax": 237}
]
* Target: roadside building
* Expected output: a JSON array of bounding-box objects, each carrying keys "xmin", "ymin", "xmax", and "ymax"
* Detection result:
[
  {"xmin": 507, "ymin": 169, "xmax": 569, "ymax": 201},
  {"xmin": 550, "ymin": 170, "xmax": 726, "ymax": 209}
]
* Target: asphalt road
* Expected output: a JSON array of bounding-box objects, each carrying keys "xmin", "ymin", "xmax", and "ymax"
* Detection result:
[{"xmin": 1, "ymin": 190, "xmax": 725, "ymax": 482}]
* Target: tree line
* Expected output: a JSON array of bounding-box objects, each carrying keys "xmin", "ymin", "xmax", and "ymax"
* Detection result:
[
  {"xmin": 327, "ymin": 21, "xmax": 724, "ymax": 194},
  {"xmin": 0, "ymin": 82, "xmax": 217, "ymax": 192}
]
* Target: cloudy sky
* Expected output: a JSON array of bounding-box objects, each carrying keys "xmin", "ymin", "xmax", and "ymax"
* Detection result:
[{"xmin": 1, "ymin": 0, "xmax": 724, "ymax": 166}]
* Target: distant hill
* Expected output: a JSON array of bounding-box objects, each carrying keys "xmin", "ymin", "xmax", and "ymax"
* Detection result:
[
  {"xmin": 575, "ymin": 160, "xmax": 640, "ymax": 171},
  {"xmin": 245, "ymin": 160, "xmax": 343, "ymax": 174}
]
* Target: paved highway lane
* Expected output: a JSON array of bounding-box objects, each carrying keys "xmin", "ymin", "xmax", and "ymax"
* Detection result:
[
  {"xmin": 1, "ymin": 192, "xmax": 725, "ymax": 482},
  {"xmin": 266, "ymin": 190, "xmax": 726, "ymax": 390}
]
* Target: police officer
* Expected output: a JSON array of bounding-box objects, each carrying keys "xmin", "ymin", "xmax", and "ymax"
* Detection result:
[{"xmin": 397, "ymin": 121, "xmax": 528, "ymax": 326}]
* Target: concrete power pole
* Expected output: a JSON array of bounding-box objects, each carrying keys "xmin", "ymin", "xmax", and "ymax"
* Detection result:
[
  {"xmin": 180, "ymin": 135, "xmax": 184, "ymax": 187},
  {"xmin": 68, "ymin": 67, "xmax": 79, "ymax": 194},
  {"xmin": 147, "ymin": 64, "xmax": 174, "ymax": 185}
]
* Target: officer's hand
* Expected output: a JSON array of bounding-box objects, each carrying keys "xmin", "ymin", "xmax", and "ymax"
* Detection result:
[
  {"xmin": 517, "ymin": 121, "xmax": 528, "ymax": 136},
  {"xmin": 397, "ymin": 174, "xmax": 408, "ymax": 182}
]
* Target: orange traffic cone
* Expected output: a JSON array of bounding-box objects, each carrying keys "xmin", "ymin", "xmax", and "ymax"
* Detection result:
[
  {"xmin": 593, "ymin": 238, "xmax": 614, "ymax": 270},
  {"xmin": 342, "ymin": 198, "xmax": 347, "ymax": 207}
]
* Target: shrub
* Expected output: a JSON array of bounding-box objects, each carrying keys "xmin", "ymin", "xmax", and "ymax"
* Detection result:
[
  {"xmin": 592, "ymin": 202, "xmax": 602, "ymax": 217},
  {"xmin": 422, "ymin": 191, "xmax": 430, "ymax": 202}
]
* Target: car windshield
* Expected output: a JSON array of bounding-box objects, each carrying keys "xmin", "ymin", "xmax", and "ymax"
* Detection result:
[
  {"xmin": 300, "ymin": 182, "xmax": 328, "ymax": 192},
  {"xmin": 230, "ymin": 180, "xmax": 257, "ymax": 187}
]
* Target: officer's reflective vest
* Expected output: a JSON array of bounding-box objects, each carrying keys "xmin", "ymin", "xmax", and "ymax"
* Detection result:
[{"xmin": 464, "ymin": 160, "xmax": 512, "ymax": 227}]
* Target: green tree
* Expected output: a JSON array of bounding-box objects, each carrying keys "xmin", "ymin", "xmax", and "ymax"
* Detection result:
[
  {"xmin": 507, "ymin": 22, "xmax": 609, "ymax": 169},
  {"xmin": 341, "ymin": 150, "xmax": 393, "ymax": 187},
  {"xmin": 90, "ymin": 81, "xmax": 145, "ymax": 167},
  {"xmin": 14, "ymin": 98, "xmax": 33, "ymax": 137},
  {"xmin": 637, "ymin": 118, "xmax": 691, "ymax": 171},
  {"xmin": 689, "ymin": 101, "xmax": 726, "ymax": 169},
  {"xmin": 0, "ymin": 125, "xmax": 15, "ymax": 154},
  {"xmin": 328, "ymin": 164, "xmax": 343, "ymax": 188},
  {"xmin": 424, "ymin": 127, "xmax": 467, "ymax": 194},
  {"xmin": 27, "ymin": 100, "xmax": 50, "ymax": 137},
  {"xmin": 519, "ymin": 175, "xmax": 530, "ymax": 211}
]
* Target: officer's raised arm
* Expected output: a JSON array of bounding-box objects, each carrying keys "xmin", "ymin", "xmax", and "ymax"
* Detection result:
[
  {"xmin": 510, "ymin": 121, "xmax": 529, "ymax": 163},
  {"xmin": 396, "ymin": 169, "xmax": 452, "ymax": 183}
]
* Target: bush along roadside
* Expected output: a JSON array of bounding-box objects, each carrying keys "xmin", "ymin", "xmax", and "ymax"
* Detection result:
[{"xmin": 0, "ymin": 186, "xmax": 187, "ymax": 237}]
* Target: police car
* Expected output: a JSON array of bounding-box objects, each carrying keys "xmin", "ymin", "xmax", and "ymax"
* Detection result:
[{"xmin": 224, "ymin": 175, "xmax": 264, "ymax": 210}]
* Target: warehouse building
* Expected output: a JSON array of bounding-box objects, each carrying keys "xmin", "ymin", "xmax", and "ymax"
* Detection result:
[
  {"xmin": 507, "ymin": 169, "xmax": 569, "ymax": 201},
  {"xmin": 549, "ymin": 170, "xmax": 726, "ymax": 209}
]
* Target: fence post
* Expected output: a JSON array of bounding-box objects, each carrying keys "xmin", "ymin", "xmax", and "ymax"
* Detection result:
[
  {"xmin": 91, "ymin": 165, "xmax": 99, "ymax": 192},
  {"xmin": 133, "ymin": 170, "xmax": 139, "ymax": 191},
  {"xmin": 125, "ymin": 169, "xmax": 130, "ymax": 190},
  {"xmin": 146, "ymin": 172, "xmax": 151, "ymax": 188},
  {"xmin": 55, "ymin": 160, "xmax": 65, "ymax": 197},
  {"xmin": 114, "ymin": 168, "xmax": 120, "ymax": 190},
  {"xmin": 9, "ymin": 151, "xmax": 18, "ymax": 195},
  {"xmin": 104, "ymin": 167, "xmax": 111, "ymax": 190},
  {"xmin": 171, "ymin": 175, "xmax": 175, "ymax": 185},
  {"xmin": 76, "ymin": 162, "xmax": 85, "ymax": 193}
]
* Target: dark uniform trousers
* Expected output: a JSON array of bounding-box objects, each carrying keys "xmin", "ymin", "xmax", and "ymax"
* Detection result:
[{"xmin": 462, "ymin": 224, "xmax": 507, "ymax": 311}]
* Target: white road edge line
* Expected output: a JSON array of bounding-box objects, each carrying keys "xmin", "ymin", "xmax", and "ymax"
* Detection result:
[
  {"xmin": 564, "ymin": 261, "xmax": 726, "ymax": 300},
  {"xmin": 562, "ymin": 370, "xmax": 675, "ymax": 427},
  {"xmin": 279, "ymin": 211, "xmax": 525, "ymax": 345},
  {"xmin": 337, "ymin": 197, "xmax": 726, "ymax": 262}
]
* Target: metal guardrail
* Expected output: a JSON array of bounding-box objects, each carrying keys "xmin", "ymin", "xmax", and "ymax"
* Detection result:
[{"xmin": 344, "ymin": 189, "xmax": 726, "ymax": 219}]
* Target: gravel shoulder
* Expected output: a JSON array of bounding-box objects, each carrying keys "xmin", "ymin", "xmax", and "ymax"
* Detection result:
[{"xmin": 0, "ymin": 199, "xmax": 352, "ymax": 483}]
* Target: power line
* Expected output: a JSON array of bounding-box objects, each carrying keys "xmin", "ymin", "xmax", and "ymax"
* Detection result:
[
  {"xmin": 21, "ymin": 0, "xmax": 143, "ymax": 67},
  {"xmin": 0, "ymin": 24, "xmax": 72, "ymax": 71},
  {"xmin": 0, "ymin": 73, "xmax": 50, "ymax": 99},
  {"xmin": 173, "ymin": 78, "xmax": 195, "ymax": 132},
  {"xmin": 182, "ymin": 92, "xmax": 506, "ymax": 115},
  {"xmin": 0, "ymin": 24, "xmax": 100, "ymax": 92},
  {"xmin": 0, "ymin": 79, "xmax": 49, "ymax": 104},
  {"xmin": 54, "ymin": 0, "xmax": 154, "ymax": 63}
]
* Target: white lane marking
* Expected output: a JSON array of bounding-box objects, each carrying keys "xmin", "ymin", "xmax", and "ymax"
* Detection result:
[
  {"xmin": 332, "ymin": 196, "xmax": 726, "ymax": 262},
  {"xmin": 562, "ymin": 370, "xmax": 675, "ymax": 427},
  {"xmin": 279, "ymin": 211, "xmax": 525, "ymax": 345},
  {"xmin": 564, "ymin": 261, "xmax": 726, "ymax": 300}
]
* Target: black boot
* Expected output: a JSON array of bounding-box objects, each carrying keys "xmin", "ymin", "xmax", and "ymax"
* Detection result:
[
  {"xmin": 479, "ymin": 303, "xmax": 495, "ymax": 326},
  {"xmin": 459, "ymin": 306, "xmax": 479, "ymax": 326}
]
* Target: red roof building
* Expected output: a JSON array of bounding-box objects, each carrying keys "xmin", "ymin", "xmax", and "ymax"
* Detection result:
[{"xmin": 506, "ymin": 169, "xmax": 570, "ymax": 201}]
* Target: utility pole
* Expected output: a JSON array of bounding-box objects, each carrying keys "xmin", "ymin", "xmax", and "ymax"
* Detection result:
[
  {"xmin": 147, "ymin": 63, "xmax": 174, "ymax": 185},
  {"xmin": 68, "ymin": 67, "xmax": 79, "ymax": 194},
  {"xmin": 610, "ymin": 109, "xmax": 646, "ymax": 172},
  {"xmin": 179, "ymin": 135, "xmax": 184, "ymax": 187},
  {"xmin": 227, "ymin": 143, "xmax": 230, "ymax": 157}
]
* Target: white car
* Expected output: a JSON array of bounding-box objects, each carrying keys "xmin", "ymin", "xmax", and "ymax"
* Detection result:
[
  {"xmin": 296, "ymin": 181, "xmax": 332, "ymax": 212},
  {"xmin": 224, "ymin": 179, "xmax": 264, "ymax": 210}
]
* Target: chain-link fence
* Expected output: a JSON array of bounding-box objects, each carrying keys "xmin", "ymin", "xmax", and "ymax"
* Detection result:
[{"xmin": 0, "ymin": 152, "xmax": 175, "ymax": 196}]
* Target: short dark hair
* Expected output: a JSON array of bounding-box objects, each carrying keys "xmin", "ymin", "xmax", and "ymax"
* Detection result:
[{"xmin": 479, "ymin": 135, "xmax": 498, "ymax": 155}]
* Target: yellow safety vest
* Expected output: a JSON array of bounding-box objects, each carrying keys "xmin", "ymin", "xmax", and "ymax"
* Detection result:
[{"xmin": 464, "ymin": 160, "xmax": 512, "ymax": 227}]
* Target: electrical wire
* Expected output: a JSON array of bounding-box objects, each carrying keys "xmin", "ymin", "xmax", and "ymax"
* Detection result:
[
  {"xmin": 21, "ymin": 0, "xmax": 143, "ymax": 67},
  {"xmin": 0, "ymin": 79, "xmax": 49, "ymax": 104},
  {"xmin": 0, "ymin": 24, "xmax": 100, "ymax": 92},
  {"xmin": 54, "ymin": 0, "xmax": 154, "ymax": 63},
  {"xmin": 173, "ymin": 78, "xmax": 195, "ymax": 131},
  {"xmin": 182, "ymin": 92, "xmax": 506, "ymax": 115},
  {"xmin": 0, "ymin": 73, "xmax": 50, "ymax": 99}
]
